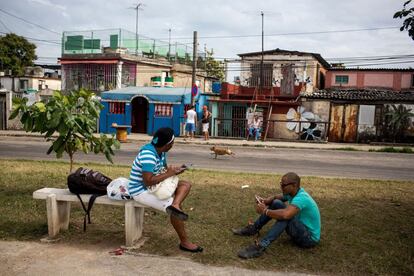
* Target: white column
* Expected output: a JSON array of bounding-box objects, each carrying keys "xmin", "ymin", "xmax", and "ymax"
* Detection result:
[{"xmin": 116, "ymin": 61, "xmax": 123, "ymax": 89}]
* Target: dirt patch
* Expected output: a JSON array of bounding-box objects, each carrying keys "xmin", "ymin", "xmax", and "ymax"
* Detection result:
[{"xmin": 0, "ymin": 240, "xmax": 308, "ymax": 275}]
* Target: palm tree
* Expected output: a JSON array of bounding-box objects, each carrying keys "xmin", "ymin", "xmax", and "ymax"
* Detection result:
[{"xmin": 385, "ymin": 104, "xmax": 414, "ymax": 142}]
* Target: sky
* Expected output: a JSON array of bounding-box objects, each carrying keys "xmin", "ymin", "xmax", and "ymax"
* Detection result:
[{"xmin": 0, "ymin": 0, "xmax": 413, "ymax": 81}]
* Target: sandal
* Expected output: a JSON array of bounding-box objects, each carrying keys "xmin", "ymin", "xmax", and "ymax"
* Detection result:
[
  {"xmin": 179, "ymin": 244, "xmax": 203, "ymax": 253},
  {"xmin": 166, "ymin": 205, "xmax": 188, "ymax": 221}
]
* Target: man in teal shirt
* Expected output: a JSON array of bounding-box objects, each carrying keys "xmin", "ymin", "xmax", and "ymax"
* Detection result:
[{"xmin": 232, "ymin": 172, "xmax": 321, "ymax": 259}]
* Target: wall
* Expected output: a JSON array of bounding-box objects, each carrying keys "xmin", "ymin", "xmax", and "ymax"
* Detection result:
[
  {"xmin": 364, "ymin": 73, "xmax": 393, "ymax": 88},
  {"xmin": 136, "ymin": 64, "xmax": 170, "ymax": 87},
  {"xmin": 401, "ymin": 73, "xmax": 413, "ymax": 90},
  {"xmin": 327, "ymin": 70, "xmax": 414, "ymax": 91}
]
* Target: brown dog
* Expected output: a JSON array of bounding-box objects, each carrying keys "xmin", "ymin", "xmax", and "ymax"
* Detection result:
[{"xmin": 210, "ymin": 146, "xmax": 235, "ymax": 159}]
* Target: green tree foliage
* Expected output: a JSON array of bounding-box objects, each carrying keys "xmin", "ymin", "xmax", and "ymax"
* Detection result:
[
  {"xmin": 394, "ymin": 0, "xmax": 414, "ymax": 40},
  {"xmin": 9, "ymin": 89, "xmax": 120, "ymax": 172},
  {"xmin": 0, "ymin": 33, "xmax": 37, "ymax": 75},
  {"xmin": 385, "ymin": 104, "xmax": 414, "ymax": 142},
  {"xmin": 203, "ymin": 49, "xmax": 225, "ymax": 81}
]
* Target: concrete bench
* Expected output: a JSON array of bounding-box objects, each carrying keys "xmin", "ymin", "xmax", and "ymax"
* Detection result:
[{"xmin": 33, "ymin": 188, "xmax": 145, "ymax": 247}]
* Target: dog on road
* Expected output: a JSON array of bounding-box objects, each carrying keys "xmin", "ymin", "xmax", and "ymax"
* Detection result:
[{"xmin": 210, "ymin": 146, "xmax": 235, "ymax": 159}]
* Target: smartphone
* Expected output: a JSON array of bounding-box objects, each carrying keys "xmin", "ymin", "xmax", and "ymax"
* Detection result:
[
  {"xmin": 255, "ymin": 195, "xmax": 263, "ymax": 203},
  {"xmin": 181, "ymin": 164, "xmax": 193, "ymax": 170}
]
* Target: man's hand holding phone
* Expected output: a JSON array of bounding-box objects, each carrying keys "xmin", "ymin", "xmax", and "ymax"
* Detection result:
[{"xmin": 255, "ymin": 195, "xmax": 264, "ymax": 204}]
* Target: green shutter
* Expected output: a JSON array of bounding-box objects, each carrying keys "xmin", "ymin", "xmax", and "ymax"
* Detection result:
[
  {"xmin": 110, "ymin": 35, "xmax": 118, "ymax": 49},
  {"xmin": 65, "ymin": 35, "xmax": 83, "ymax": 50}
]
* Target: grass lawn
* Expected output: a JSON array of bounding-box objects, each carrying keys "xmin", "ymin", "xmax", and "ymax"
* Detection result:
[{"xmin": 0, "ymin": 159, "xmax": 413, "ymax": 275}]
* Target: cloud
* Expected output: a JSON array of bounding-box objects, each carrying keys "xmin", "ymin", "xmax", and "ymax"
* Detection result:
[{"xmin": 1, "ymin": 0, "xmax": 412, "ymax": 69}]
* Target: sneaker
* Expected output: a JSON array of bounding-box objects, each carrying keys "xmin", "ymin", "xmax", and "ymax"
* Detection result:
[
  {"xmin": 231, "ymin": 224, "xmax": 258, "ymax": 236},
  {"xmin": 238, "ymin": 243, "xmax": 266, "ymax": 259}
]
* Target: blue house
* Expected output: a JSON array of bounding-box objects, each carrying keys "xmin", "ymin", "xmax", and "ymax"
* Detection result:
[{"xmin": 99, "ymin": 86, "xmax": 195, "ymax": 136}]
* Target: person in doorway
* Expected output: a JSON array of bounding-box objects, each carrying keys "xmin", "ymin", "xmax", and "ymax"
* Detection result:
[
  {"xmin": 185, "ymin": 106, "xmax": 197, "ymax": 140},
  {"xmin": 128, "ymin": 127, "xmax": 203, "ymax": 253},
  {"xmin": 248, "ymin": 115, "xmax": 262, "ymax": 141},
  {"xmin": 232, "ymin": 172, "xmax": 321, "ymax": 259},
  {"xmin": 201, "ymin": 105, "xmax": 212, "ymax": 141}
]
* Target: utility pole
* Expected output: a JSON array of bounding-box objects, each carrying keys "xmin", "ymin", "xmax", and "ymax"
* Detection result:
[
  {"xmin": 260, "ymin": 11, "xmax": 264, "ymax": 95},
  {"xmin": 133, "ymin": 3, "xmax": 144, "ymax": 56},
  {"xmin": 191, "ymin": 31, "xmax": 198, "ymax": 106},
  {"xmin": 168, "ymin": 28, "xmax": 171, "ymax": 60}
]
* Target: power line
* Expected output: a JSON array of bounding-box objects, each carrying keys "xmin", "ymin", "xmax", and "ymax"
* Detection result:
[
  {"xmin": 0, "ymin": 18, "xmax": 12, "ymax": 33},
  {"xmin": 154, "ymin": 26, "xmax": 399, "ymax": 41},
  {"xmin": 0, "ymin": 8, "xmax": 60, "ymax": 35}
]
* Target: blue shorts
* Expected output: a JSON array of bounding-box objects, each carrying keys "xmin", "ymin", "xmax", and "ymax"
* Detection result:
[{"xmin": 185, "ymin": 123, "xmax": 195, "ymax": 132}]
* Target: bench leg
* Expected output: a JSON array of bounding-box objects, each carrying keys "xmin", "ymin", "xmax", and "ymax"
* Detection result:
[
  {"xmin": 57, "ymin": 201, "xmax": 71, "ymax": 230},
  {"xmin": 46, "ymin": 194, "xmax": 71, "ymax": 238},
  {"xmin": 124, "ymin": 201, "xmax": 144, "ymax": 247},
  {"xmin": 46, "ymin": 194, "xmax": 60, "ymax": 238}
]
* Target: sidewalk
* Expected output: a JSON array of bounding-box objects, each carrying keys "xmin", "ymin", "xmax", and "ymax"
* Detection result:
[{"xmin": 0, "ymin": 130, "xmax": 412, "ymax": 152}]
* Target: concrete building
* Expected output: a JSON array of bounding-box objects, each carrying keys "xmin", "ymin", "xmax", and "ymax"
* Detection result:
[
  {"xmin": 0, "ymin": 66, "xmax": 61, "ymax": 130},
  {"xmin": 60, "ymin": 29, "xmax": 213, "ymax": 94}
]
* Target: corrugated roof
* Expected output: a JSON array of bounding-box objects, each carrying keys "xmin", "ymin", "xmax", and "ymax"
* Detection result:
[
  {"xmin": 328, "ymin": 68, "xmax": 414, "ymax": 72},
  {"xmin": 237, "ymin": 48, "xmax": 331, "ymax": 69},
  {"xmin": 301, "ymin": 89, "xmax": 414, "ymax": 102}
]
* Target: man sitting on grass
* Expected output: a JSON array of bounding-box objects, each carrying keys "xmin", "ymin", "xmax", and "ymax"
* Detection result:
[{"xmin": 232, "ymin": 172, "xmax": 321, "ymax": 259}]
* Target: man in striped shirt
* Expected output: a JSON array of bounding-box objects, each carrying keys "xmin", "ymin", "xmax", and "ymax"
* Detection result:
[{"xmin": 128, "ymin": 127, "xmax": 203, "ymax": 253}]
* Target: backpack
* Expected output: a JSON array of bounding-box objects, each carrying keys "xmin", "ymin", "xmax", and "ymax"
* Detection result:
[{"xmin": 67, "ymin": 167, "xmax": 112, "ymax": 231}]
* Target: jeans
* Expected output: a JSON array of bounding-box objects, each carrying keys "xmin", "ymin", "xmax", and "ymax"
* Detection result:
[
  {"xmin": 248, "ymin": 127, "xmax": 261, "ymax": 140},
  {"xmin": 254, "ymin": 199, "xmax": 318, "ymax": 248}
]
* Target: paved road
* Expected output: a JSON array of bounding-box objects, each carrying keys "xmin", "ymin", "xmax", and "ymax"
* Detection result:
[{"xmin": 0, "ymin": 136, "xmax": 413, "ymax": 181}]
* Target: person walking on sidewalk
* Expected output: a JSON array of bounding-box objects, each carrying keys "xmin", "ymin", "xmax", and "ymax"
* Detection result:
[
  {"xmin": 128, "ymin": 127, "xmax": 203, "ymax": 253},
  {"xmin": 185, "ymin": 106, "xmax": 197, "ymax": 140},
  {"xmin": 201, "ymin": 105, "xmax": 212, "ymax": 141},
  {"xmin": 232, "ymin": 172, "xmax": 320, "ymax": 259}
]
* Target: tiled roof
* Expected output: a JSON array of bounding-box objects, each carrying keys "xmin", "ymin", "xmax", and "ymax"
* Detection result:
[
  {"xmin": 328, "ymin": 67, "xmax": 414, "ymax": 72},
  {"xmin": 301, "ymin": 89, "xmax": 414, "ymax": 102}
]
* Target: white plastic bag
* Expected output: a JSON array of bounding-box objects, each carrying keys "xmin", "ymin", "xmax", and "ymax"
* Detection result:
[
  {"xmin": 147, "ymin": 175, "xmax": 179, "ymax": 200},
  {"xmin": 107, "ymin": 177, "xmax": 131, "ymax": 200}
]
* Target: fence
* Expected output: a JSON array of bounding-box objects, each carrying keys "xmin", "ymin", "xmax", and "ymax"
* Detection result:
[
  {"xmin": 62, "ymin": 28, "xmax": 206, "ymax": 66},
  {"xmin": 212, "ymin": 118, "xmax": 329, "ymax": 141}
]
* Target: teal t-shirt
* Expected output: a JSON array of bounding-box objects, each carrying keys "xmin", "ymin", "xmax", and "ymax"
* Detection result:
[{"xmin": 283, "ymin": 188, "xmax": 321, "ymax": 242}]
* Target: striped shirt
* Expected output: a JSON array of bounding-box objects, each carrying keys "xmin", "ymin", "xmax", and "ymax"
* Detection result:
[{"xmin": 128, "ymin": 143, "xmax": 167, "ymax": 196}]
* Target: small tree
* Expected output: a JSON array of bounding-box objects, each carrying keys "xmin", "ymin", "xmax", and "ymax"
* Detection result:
[
  {"xmin": 204, "ymin": 49, "xmax": 225, "ymax": 81},
  {"xmin": 9, "ymin": 89, "xmax": 120, "ymax": 172},
  {"xmin": 394, "ymin": 0, "xmax": 414, "ymax": 40},
  {"xmin": 385, "ymin": 104, "xmax": 414, "ymax": 142},
  {"xmin": 0, "ymin": 33, "xmax": 37, "ymax": 75}
]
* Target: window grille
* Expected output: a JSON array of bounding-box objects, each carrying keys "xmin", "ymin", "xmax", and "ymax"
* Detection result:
[
  {"xmin": 109, "ymin": 102, "xmax": 125, "ymax": 114},
  {"xmin": 155, "ymin": 104, "xmax": 173, "ymax": 117}
]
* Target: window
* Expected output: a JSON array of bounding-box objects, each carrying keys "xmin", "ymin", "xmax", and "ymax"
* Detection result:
[
  {"xmin": 38, "ymin": 80, "xmax": 46, "ymax": 90},
  {"xmin": 109, "ymin": 102, "xmax": 125, "ymax": 114},
  {"xmin": 19, "ymin": 80, "xmax": 28, "ymax": 90},
  {"xmin": 249, "ymin": 63, "xmax": 273, "ymax": 87},
  {"xmin": 155, "ymin": 104, "xmax": 173, "ymax": 117},
  {"xmin": 411, "ymin": 74, "xmax": 414, "ymax": 87},
  {"xmin": 335, "ymin": 75, "xmax": 349, "ymax": 84}
]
